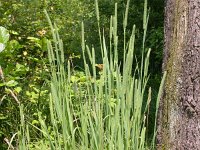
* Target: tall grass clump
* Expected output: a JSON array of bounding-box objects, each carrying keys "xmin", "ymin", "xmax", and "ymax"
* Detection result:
[{"xmin": 18, "ymin": 0, "xmax": 166, "ymax": 149}]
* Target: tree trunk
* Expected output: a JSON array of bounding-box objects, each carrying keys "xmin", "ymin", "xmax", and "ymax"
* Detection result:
[{"xmin": 157, "ymin": 0, "xmax": 200, "ymax": 149}]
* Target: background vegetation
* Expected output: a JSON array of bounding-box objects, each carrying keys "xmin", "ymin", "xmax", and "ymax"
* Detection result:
[{"xmin": 0, "ymin": 0, "xmax": 164, "ymax": 149}]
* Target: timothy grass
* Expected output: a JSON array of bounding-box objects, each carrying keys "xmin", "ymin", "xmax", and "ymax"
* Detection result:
[{"xmin": 17, "ymin": 0, "xmax": 165, "ymax": 149}]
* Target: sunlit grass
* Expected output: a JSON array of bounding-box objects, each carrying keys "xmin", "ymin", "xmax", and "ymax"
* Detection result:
[{"xmin": 17, "ymin": 0, "xmax": 166, "ymax": 149}]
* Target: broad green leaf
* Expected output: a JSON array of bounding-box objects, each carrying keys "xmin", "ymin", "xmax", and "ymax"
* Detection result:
[
  {"xmin": 0, "ymin": 83, "xmax": 5, "ymax": 87},
  {"xmin": 0, "ymin": 26, "xmax": 9, "ymax": 44},
  {"xmin": 6, "ymin": 80, "xmax": 18, "ymax": 87},
  {"xmin": 14, "ymin": 87, "xmax": 22, "ymax": 93},
  {"xmin": 71, "ymin": 76, "xmax": 77, "ymax": 83},
  {"xmin": 79, "ymin": 76, "xmax": 87, "ymax": 82},
  {"xmin": 9, "ymin": 30, "xmax": 19, "ymax": 35},
  {"xmin": 32, "ymin": 120, "xmax": 39, "ymax": 125},
  {"xmin": 27, "ymin": 36, "xmax": 40, "ymax": 42},
  {"xmin": 0, "ymin": 43, "xmax": 5, "ymax": 52},
  {"xmin": 0, "ymin": 113, "xmax": 7, "ymax": 120}
]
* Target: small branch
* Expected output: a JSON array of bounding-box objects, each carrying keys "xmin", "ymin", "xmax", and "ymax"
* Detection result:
[
  {"xmin": 0, "ymin": 65, "xmax": 5, "ymax": 81},
  {"xmin": 4, "ymin": 137, "xmax": 14, "ymax": 150},
  {"xmin": 8, "ymin": 89, "xmax": 20, "ymax": 104}
]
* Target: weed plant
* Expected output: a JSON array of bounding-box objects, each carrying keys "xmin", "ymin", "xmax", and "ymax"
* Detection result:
[{"xmin": 18, "ymin": 0, "xmax": 165, "ymax": 149}]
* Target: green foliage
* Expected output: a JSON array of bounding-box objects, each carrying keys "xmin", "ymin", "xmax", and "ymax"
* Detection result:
[
  {"xmin": 17, "ymin": 0, "xmax": 165, "ymax": 149},
  {"xmin": 0, "ymin": 1, "xmax": 94, "ymax": 149},
  {"xmin": 0, "ymin": 26, "xmax": 9, "ymax": 44},
  {"xmin": 0, "ymin": 0, "xmax": 164, "ymax": 149}
]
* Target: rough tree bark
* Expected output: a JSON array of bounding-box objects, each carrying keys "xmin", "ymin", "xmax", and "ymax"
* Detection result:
[{"xmin": 157, "ymin": 0, "xmax": 200, "ymax": 149}]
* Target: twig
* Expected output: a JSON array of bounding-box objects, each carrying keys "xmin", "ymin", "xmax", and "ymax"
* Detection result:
[
  {"xmin": 4, "ymin": 137, "xmax": 14, "ymax": 150},
  {"xmin": 0, "ymin": 95, "xmax": 6, "ymax": 105},
  {"xmin": 0, "ymin": 65, "xmax": 4, "ymax": 81},
  {"xmin": 8, "ymin": 89, "xmax": 20, "ymax": 104}
]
